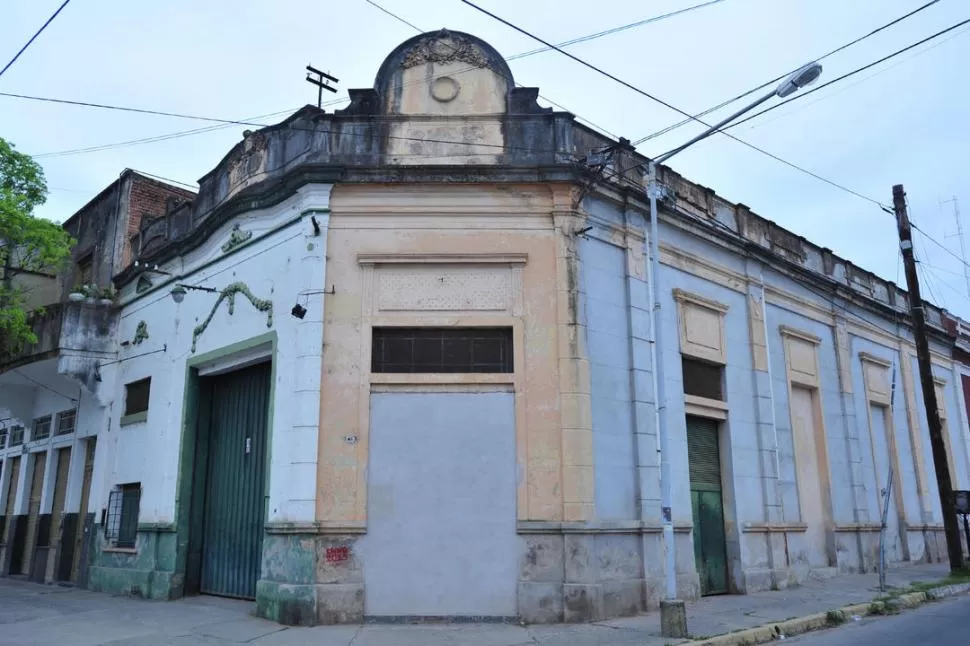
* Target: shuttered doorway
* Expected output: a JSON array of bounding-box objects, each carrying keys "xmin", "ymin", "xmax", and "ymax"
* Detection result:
[
  {"xmin": 46, "ymin": 447, "xmax": 71, "ymax": 582},
  {"xmin": 198, "ymin": 362, "xmax": 271, "ymax": 600},
  {"xmin": 1, "ymin": 456, "xmax": 21, "ymax": 572},
  {"xmin": 20, "ymin": 452, "xmax": 46, "ymax": 576},
  {"xmin": 687, "ymin": 416, "xmax": 728, "ymax": 595}
]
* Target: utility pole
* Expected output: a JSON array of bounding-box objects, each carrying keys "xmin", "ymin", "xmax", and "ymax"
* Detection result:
[
  {"xmin": 894, "ymin": 184, "xmax": 965, "ymax": 571},
  {"xmin": 305, "ymin": 64, "xmax": 338, "ymax": 109}
]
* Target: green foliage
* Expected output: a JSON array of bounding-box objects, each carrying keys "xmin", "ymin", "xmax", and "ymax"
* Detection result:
[
  {"xmin": 0, "ymin": 136, "xmax": 74, "ymax": 354},
  {"xmin": 825, "ymin": 609, "xmax": 846, "ymax": 626}
]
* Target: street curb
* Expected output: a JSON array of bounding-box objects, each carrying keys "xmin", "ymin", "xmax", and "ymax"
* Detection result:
[{"xmin": 688, "ymin": 582, "xmax": 970, "ymax": 646}]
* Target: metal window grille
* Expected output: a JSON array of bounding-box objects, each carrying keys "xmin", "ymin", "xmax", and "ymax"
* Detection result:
[
  {"xmin": 124, "ymin": 378, "xmax": 151, "ymax": 416},
  {"xmin": 105, "ymin": 484, "xmax": 140, "ymax": 549},
  {"xmin": 682, "ymin": 357, "xmax": 725, "ymax": 401},
  {"xmin": 9, "ymin": 426, "xmax": 24, "ymax": 447},
  {"xmin": 371, "ymin": 327, "xmax": 514, "ymax": 374},
  {"xmin": 0, "ymin": 428, "xmax": 6, "ymax": 450},
  {"xmin": 55, "ymin": 410, "xmax": 76, "ymax": 436},
  {"xmin": 32, "ymin": 416, "xmax": 52, "ymax": 441}
]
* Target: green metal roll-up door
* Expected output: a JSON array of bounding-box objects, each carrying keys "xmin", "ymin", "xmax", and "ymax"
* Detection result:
[
  {"xmin": 686, "ymin": 415, "xmax": 728, "ymax": 596},
  {"xmin": 200, "ymin": 362, "xmax": 271, "ymax": 600}
]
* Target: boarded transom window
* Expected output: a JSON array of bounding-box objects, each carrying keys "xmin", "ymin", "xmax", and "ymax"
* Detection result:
[
  {"xmin": 124, "ymin": 378, "xmax": 151, "ymax": 416},
  {"xmin": 32, "ymin": 416, "xmax": 52, "ymax": 441},
  {"xmin": 371, "ymin": 327, "xmax": 513, "ymax": 373},
  {"xmin": 682, "ymin": 357, "xmax": 724, "ymax": 401}
]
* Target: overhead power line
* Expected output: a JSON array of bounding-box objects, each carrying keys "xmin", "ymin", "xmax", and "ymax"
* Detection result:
[
  {"xmin": 507, "ymin": 0, "xmax": 728, "ymax": 60},
  {"xmin": 459, "ymin": 0, "xmax": 890, "ymax": 208},
  {"xmin": 361, "ymin": 0, "xmax": 621, "ymax": 137},
  {"xmin": 363, "ymin": 0, "xmax": 423, "ymax": 31},
  {"xmin": 34, "ymin": 108, "xmax": 298, "ymax": 158},
  {"xmin": 633, "ymin": 0, "xmax": 943, "ymax": 145},
  {"xmin": 913, "ymin": 223, "xmax": 970, "ymax": 272},
  {"xmin": 0, "ymin": 0, "xmax": 72, "ymax": 80},
  {"xmin": 735, "ymin": 23, "xmax": 970, "ymax": 133},
  {"xmin": 0, "ymin": 92, "xmax": 594, "ymax": 156},
  {"xmin": 722, "ymin": 15, "xmax": 970, "ymax": 131},
  {"xmin": 16, "ymin": 0, "xmax": 727, "ymax": 160}
]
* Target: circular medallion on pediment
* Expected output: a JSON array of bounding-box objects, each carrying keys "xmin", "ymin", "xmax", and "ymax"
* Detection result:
[{"xmin": 431, "ymin": 76, "xmax": 460, "ymax": 102}]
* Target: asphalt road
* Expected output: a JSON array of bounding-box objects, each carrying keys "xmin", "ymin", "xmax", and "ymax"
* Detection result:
[{"xmin": 787, "ymin": 594, "xmax": 970, "ymax": 645}]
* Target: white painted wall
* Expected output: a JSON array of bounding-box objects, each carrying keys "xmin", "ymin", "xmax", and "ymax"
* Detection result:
[
  {"xmin": 94, "ymin": 183, "xmax": 333, "ymax": 526},
  {"xmin": 0, "ymin": 365, "xmax": 103, "ymax": 519}
]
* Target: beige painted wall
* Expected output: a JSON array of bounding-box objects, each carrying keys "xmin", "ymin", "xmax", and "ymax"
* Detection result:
[{"xmin": 316, "ymin": 184, "xmax": 591, "ymax": 526}]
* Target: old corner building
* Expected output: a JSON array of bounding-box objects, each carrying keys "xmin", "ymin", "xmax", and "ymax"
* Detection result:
[{"xmin": 2, "ymin": 29, "xmax": 970, "ymax": 625}]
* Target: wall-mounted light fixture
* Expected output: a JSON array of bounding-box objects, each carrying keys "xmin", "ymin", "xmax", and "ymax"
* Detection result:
[
  {"xmin": 311, "ymin": 216, "xmax": 321, "ymax": 236},
  {"xmin": 290, "ymin": 286, "xmax": 335, "ymax": 319},
  {"xmin": 171, "ymin": 283, "xmax": 219, "ymax": 303}
]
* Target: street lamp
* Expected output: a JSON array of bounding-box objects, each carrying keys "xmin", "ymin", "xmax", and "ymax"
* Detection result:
[
  {"xmin": 648, "ymin": 62, "xmax": 822, "ymax": 637},
  {"xmin": 170, "ymin": 283, "xmax": 219, "ymax": 303}
]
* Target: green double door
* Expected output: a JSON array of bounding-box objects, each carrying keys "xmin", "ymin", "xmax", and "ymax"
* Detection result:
[
  {"xmin": 687, "ymin": 416, "xmax": 729, "ymax": 596},
  {"xmin": 197, "ymin": 362, "xmax": 271, "ymax": 600}
]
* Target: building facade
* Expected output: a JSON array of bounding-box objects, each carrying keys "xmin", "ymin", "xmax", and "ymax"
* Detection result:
[
  {"xmin": 0, "ymin": 170, "xmax": 193, "ymax": 587},
  {"xmin": 2, "ymin": 30, "xmax": 970, "ymax": 626}
]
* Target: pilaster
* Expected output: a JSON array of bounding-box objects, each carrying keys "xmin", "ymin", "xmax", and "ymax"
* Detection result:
[
  {"xmin": 899, "ymin": 346, "xmax": 933, "ymax": 522},
  {"xmin": 552, "ymin": 187, "xmax": 592, "ymax": 522},
  {"xmin": 743, "ymin": 260, "xmax": 786, "ymax": 587}
]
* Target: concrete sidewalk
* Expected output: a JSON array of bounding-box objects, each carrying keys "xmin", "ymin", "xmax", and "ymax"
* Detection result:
[{"xmin": 0, "ymin": 564, "xmax": 953, "ymax": 646}]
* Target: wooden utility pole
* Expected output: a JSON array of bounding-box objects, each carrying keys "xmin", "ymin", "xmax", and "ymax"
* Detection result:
[{"xmin": 894, "ymin": 184, "xmax": 965, "ymax": 571}]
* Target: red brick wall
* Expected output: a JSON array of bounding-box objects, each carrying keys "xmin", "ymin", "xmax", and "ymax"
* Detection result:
[{"xmin": 122, "ymin": 176, "xmax": 196, "ymax": 268}]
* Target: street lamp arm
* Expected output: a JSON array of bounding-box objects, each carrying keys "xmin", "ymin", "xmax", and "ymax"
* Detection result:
[
  {"xmin": 645, "ymin": 60, "xmax": 821, "ymax": 628},
  {"xmin": 653, "ymin": 88, "xmax": 776, "ymax": 165},
  {"xmin": 652, "ymin": 61, "xmax": 821, "ymax": 166}
]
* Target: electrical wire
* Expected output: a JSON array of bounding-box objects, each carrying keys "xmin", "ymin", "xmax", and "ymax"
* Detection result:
[
  {"xmin": 677, "ymin": 196, "xmax": 917, "ymax": 336},
  {"xmin": 0, "ymin": 0, "xmax": 72, "ymax": 80},
  {"xmin": 363, "ymin": 0, "xmax": 423, "ymax": 31},
  {"xmin": 34, "ymin": 108, "xmax": 299, "ymax": 159},
  {"xmin": 737, "ymin": 24, "xmax": 970, "ymax": 133},
  {"xmin": 12, "ymin": 369, "xmax": 77, "ymax": 402},
  {"xmin": 13, "ymin": 0, "xmax": 726, "ymax": 160},
  {"xmin": 721, "ymin": 16, "xmax": 970, "ymax": 131},
  {"xmin": 917, "ymin": 237, "xmax": 945, "ymax": 309},
  {"xmin": 459, "ymin": 0, "xmax": 890, "ymax": 209},
  {"xmin": 129, "ymin": 169, "xmax": 198, "ymax": 189},
  {"xmin": 913, "ymin": 224, "xmax": 970, "ymax": 272},
  {"xmin": 0, "ymin": 93, "xmax": 585, "ymax": 158},
  {"xmin": 507, "ymin": 0, "xmax": 729, "ymax": 60},
  {"xmin": 362, "ymin": 0, "xmax": 620, "ymax": 137},
  {"xmin": 633, "ymin": 0, "xmax": 943, "ymax": 145}
]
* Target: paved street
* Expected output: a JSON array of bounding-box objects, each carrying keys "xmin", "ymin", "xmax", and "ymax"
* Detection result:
[
  {"xmin": 0, "ymin": 564, "xmax": 958, "ymax": 646},
  {"xmin": 787, "ymin": 594, "xmax": 970, "ymax": 645}
]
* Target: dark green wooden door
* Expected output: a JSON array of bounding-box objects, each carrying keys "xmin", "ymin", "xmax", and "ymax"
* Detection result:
[
  {"xmin": 687, "ymin": 416, "xmax": 728, "ymax": 596},
  {"xmin": 200, "ymin": 362, "xmax": 271, "ymax": 599}
]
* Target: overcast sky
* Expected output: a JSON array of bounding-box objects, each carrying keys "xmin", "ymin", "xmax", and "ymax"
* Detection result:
[{"xmin": 2, "ymin": 0, "xmax": 969, "ymax": 317}]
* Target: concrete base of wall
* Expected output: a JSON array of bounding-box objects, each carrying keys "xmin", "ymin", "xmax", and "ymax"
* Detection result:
[
  {"xmin": 518, "ymin": 531, "xmax": 700, "ymax": 623},
  {"xmin": 741, "ymin": 566, "xmax": 791, "ymax": 592},
  {"xmin": 85, "ymin": 526, "xmax": 180, "ymax": 600},
  {"xmin": 255, "ymin": 532, "xmax": 364, "ymax": 626}
]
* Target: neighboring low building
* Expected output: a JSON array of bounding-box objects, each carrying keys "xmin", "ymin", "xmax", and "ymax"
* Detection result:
[
  {"xmin": 2, "ymin": 29, "xmax": 970, "ymax": 627},
  {"xmin": 0, "ymin": 170, "xmax": 193, "ymax": 587}
]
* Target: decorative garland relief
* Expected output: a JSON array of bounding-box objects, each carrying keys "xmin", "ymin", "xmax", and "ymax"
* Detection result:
[{"xmin": 191, "ymin": 282, "xmax": 273, "ymax": 353}]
